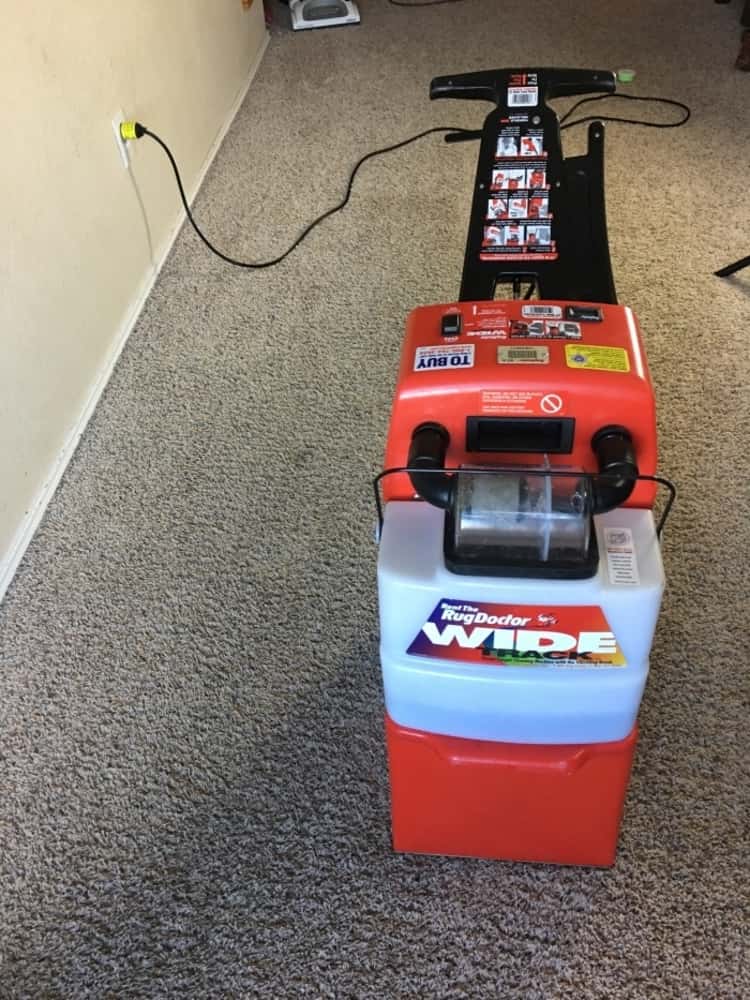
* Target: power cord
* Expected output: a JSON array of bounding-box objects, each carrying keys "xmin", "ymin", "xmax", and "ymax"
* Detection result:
[
  {"xmin": 444, "ymin": 93, "xmax": 690, "ymax": 143},
  {"xmin": 122, "ymin": 122, "xmax": 475, "ymax": 269},
  {"xmin": 120, "ymin": 92, "xmax": 689, "ymax": 271},
  {"xmin": 558, "ymin": 92, "xmax": 690, "ymax": 130}
]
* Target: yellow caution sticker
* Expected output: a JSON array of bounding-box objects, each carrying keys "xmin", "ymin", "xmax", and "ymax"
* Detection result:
[{"xmin": 565, "ymin": 344, "xmax": 630, "ymax": 373}]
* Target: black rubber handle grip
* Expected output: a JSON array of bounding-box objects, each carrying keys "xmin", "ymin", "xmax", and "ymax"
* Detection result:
[
  {"xmin": 430, "ymin": 71, "xmax": 505, "ymax": 105},
  {"xmin": 430, "ymin": 68, "xmax": 616, "ymax": 106},
  {"xmin": 545, "ymin": 68, "xmax": 616, "ymax": 99}
]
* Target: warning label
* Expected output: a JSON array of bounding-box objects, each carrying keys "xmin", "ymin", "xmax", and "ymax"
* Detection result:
[
  {"xmin": 565, "ymin": 345, "xmax": 630, "ymax": 372},
  {"xmin": 464, "ymin": 303, "xmax": 508, "ymax": 339},
  {"xmin": 604, "ymin": 527, "xmax": 640, "ymax": 586},
  {"xmin": 481, "ymin": 389, "xmax": 566, "ymax": 416}
]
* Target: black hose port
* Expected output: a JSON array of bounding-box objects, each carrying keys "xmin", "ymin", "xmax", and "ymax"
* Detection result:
[
  {"xmin": 407, "ymin": 423, "xmax": 453, "ymax": 509},
  {"xmin": 591, "ymin": 425, "xmax": 638, "ymax": 513}
]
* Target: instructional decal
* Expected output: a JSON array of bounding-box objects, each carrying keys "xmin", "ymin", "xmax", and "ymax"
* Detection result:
[
  {"xmin": 526, "ymin": 224, "xmax": 552, "ymax": 247},
  {"xmin": 464, "ymin": 302, "xmax": 509, "ymax": 339},
  {"xmin": 545, "ymin": 321, "xmax": 582, "ymax": 339},
  {"xmin": 408, "ymin": 600, "xmax": 626, "ymax": 667},
  {"xmin": 520, "ymin": 134, "xmax": 543, "ymax": 157},
  {"xmin": 491, "ymin": 168, "xmax": 526, "ymax": 191},
  {"xmin": 482, "ymin": 223, "xmax": 524, "ymax": 248},
  {"xmin": 487, "ymin": 196, "xmax": 509, "ymax": 219},
  {"xmin": 496, "ymin": 125, "xmax": 547, "ymax": 161},
  {"xmin": 482, "ymin": 102, "xmax": 556, "ymax": 263},
  {"xmin": 510, "ymin": 319, "xmax": 582, "ymax": 340},
  {"xmin": 510, "ymin": 320, "xmax": 546, "ymax": 338},
  {"xmin": 604, "ymin": 527, "xmax": 640, "ymax": 586},
  {"xmin": 414, "ymin": 343, "xmax": 474, "ymax": 372},
  {"xmin": 529, "ymin": 193, "xmax": 550, "ymax": 218},
  {"xmin": 565, "ymin": 344, "xmax": 630, "ymax": 372},
  {"xmin": 507, "ymin": 195, "xmax": 529, "ymax": 219},
  {"xmin": 527, "ymin": 167, "xmax": 547, "ymax": 189},
  {"xmin": 496, "ymin": 134, "xmax": 520, "ymax": 158}
]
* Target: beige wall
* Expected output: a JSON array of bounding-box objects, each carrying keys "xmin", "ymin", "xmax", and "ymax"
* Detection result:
[{"xmin": 0, "ymin": 0, "xmax": 267, "ymax": 597}]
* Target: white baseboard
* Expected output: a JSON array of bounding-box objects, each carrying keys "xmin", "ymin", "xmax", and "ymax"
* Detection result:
[{"xmin": 0, "ymin": 31, "xmax": 269, "ymax": 605}]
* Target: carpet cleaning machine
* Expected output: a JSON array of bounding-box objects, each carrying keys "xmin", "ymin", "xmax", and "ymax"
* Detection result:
[{"xmin": 375, "ymin": 68, "xmax": 675, "ymax": 866}]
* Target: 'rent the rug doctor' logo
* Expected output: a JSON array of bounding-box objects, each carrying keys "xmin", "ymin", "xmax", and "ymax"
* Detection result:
[{"xmin": 407, "ymin": 599, "xmax": 626, "ymax": 668}]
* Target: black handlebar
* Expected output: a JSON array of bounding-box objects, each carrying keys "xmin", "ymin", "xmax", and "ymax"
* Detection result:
[
  {"xmin": 430, "ymin": 68, "xmax": 615, "ymax": 106},
  {"xmin": 431, "ymin": 66, "xmax": 619, "ymax": 303}
]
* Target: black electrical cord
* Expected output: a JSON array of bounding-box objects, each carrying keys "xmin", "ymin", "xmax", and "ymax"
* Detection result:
[
  {"xmin": 129, "ymin": 91, "xmax": 689, "ymax": 271},
  {"xmin": 125, "ymin": 112, "xmax": 683, "ymax": 526},
  {"xmin": 140, "ymin": 124, "xmax": 475, "ymax": 270},
  {"xmin": 444, "ymin": 93, "xmax": 690, "ymax": 143},
  {"xmin": 559, "ymin": 92, "xmax": 691, "ymax": 130}
]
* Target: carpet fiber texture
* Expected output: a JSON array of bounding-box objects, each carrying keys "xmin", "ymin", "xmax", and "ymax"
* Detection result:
[{"xmin": 1, "ymin": 1, "xmax": 748, "ymax": 997}]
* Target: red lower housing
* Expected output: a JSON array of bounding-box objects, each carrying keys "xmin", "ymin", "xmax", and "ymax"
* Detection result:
[{"xmin": 386, "ymin": 714, "xmax": 637, "ymax": 867}]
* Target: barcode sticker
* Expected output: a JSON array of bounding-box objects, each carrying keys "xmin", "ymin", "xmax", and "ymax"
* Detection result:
[
  {"xmin": 508, "ymin": 86, "xmax": 538, "ymax": 107},
  {"xmin": 522, "ymin": 304, "xmax": 562, "ymax": 319},
  {"xmin": 498, "ymin": 346, "xmax": 549, "ymax": 364}
]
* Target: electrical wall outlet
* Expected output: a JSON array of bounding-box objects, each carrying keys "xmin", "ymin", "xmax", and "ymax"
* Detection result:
[{"xmin": 112, "ymin": 110, "xmax": 130, "ymax": 168}]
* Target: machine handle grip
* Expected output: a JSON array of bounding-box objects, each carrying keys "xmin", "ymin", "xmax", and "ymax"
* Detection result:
[
  {"xmin": 546, "ymin": 68, "xmax": 616, "ymax": 99},
  {"xmin": 430, "ymin": 71, "xmax": 505, "ymax": 105},
  {"xmin": 430, "ymin": 68, "xmax": 615, "ymax": 106}
]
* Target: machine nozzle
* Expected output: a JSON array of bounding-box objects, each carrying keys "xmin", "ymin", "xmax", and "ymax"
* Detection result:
[
  {"xmin": 407, "ymin": 423, "xmax": 453, "ymax": 509},
  {"xmin": 591, "ymin": 426, "xmax": 638, "ymax": 513}
]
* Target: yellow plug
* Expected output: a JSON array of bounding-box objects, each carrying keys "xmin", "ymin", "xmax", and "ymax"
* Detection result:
[{"xmin": 120, "ymin": 121, "xmax": 144, "ymax": 141}]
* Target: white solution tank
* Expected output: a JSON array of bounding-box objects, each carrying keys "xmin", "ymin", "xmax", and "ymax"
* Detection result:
[{"xmin": 378, "ymin": 501, "xmax": 664, "ymax": 744}]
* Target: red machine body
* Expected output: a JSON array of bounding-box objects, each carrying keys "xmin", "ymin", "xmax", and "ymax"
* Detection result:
[
  {"xmin": 378, "ymin": 67, "xmax": 668, "ymax": 867},
  {"xmin": 379, "ymin": 297, "xmax": 661, "ymax": 865},
  {"xmin": 383, "ymin": 299, "xmax": 657, "ymax": 507},
  {"xmin": 386, "ymin": 715, "xmax": 638, "ymax": 867}
]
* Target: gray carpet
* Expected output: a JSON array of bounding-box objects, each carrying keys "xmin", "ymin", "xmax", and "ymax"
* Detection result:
[{"xmin": 1, "ymin": 1, "xmax": 749, "ymax": 997}]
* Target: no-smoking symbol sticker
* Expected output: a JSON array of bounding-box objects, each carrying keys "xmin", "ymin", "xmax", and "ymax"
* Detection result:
[
  {"xmin": 481, "ymin": 389, "xmax": 567, "ymax": 417},
  {"xmin": 540, "ymin": 393, "xmax": 563, "ymax": 414}
]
